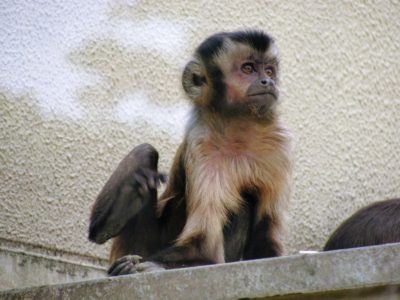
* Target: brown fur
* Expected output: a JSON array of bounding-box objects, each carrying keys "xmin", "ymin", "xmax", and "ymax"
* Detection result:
[{"xmin": 157, "ymin": 111, "xmax": 292, "ymax": 263}]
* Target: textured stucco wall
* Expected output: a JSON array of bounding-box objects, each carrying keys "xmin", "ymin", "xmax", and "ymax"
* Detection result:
[{"xmin": 1, "ymin": 0, "xmax": 399, "ymax": 261}]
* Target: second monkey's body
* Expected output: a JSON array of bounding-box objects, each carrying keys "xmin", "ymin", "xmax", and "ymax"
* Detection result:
[{"xmin": 89, "ymin": 30, "xmax": 292, "ymax": 275}]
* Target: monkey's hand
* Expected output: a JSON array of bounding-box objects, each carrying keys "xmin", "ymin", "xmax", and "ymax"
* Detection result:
[
  {"xmin": 134, "ymin": 168, "xmax": 167, "ymax": 200},
  {"xmin": 89, "ymin": 143, "xmax": 166, "ymax": 244},
  {"xmin": 108, "ymin": 255, "xmax": 165, "ymax": 276}
]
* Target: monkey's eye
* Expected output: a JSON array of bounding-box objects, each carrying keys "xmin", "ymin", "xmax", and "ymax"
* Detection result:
[
  {"xmin": 265, "ymin": 67, "xmax": 274, "ymax": 77},
  {"xmin": 241, "ymin": 63, "xmax": 256, "ymax": 74}
]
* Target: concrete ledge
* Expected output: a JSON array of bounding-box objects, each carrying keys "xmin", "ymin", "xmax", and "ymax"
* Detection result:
[
  {"xmin": 1, "ymin": 243, "xmax": 399, "ymax": 299},
  {"xmin": 0, "ymin": 238, "xmax": 107, "ymax": 267},
  {"xmin": 0, "ymin": 239, "xmax": 106, "ymax": 291}
]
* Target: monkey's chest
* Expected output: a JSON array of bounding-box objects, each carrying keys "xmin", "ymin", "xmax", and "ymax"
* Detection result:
[
  {"xmin": 186, "ymin": 129, "xmax": 283, "ymax": 216},
  {"xmin": 188, "ymin": 140, "xmax": 271, "ymax": 208},
  {"xmin": 199, "ymin": 140, "xmax": 270, "ymax": 187}
]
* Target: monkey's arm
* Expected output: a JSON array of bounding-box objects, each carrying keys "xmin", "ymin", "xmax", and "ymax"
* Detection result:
[{"xmin": 88, "ymin": 143, "xmax": 165, "ymax": 244}]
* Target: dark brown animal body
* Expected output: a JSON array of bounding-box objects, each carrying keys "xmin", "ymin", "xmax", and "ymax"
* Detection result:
[{"xmin": 324, "ymin": 198, "xmax": 400, "ymax": 251}]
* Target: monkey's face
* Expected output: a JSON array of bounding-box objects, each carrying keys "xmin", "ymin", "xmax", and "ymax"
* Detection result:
[
  {"xmin": 182, "ymin": 30, "xmax": 280, "ymax": 120},
  {"xmin": 223, "ymin": 51, "xmax": 279, "ymax": 116}
]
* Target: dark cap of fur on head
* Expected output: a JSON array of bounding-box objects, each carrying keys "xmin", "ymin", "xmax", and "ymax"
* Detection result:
[{"xmin": 196, "ymin": 30, "xmax": 273, "ymax": 62}]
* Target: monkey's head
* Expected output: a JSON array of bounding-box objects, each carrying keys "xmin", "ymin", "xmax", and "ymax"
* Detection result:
[{"xmin": 182, "ymin": 30, "xmax": 280, "ymax": 120}]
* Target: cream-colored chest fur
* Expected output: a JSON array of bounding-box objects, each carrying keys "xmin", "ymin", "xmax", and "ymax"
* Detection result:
[{"xmin": 176, "ymin": 119, "xmax": 292, "ymax": 263}]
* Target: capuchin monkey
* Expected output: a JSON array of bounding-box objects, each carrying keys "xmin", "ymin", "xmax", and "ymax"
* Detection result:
[
  {"xmin": 88, "ymin": 30, "xmax": 292, "ymax": 276},
  {"xmin": 324, "ymin": 198, "xmax": 400, "ymax": 251}
]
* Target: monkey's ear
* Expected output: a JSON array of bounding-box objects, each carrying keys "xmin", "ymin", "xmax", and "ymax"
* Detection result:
[{"xmin": 182, "ymin": 60, "xmax": 207, "ymax": 102}]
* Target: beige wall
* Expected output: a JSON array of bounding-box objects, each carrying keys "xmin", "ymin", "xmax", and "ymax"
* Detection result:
[{"xmin": 1, "ymin": 0, "xmax": 399, "ymax": 260}]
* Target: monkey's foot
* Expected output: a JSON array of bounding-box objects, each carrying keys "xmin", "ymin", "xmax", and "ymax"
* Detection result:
[{"xmin": 108, "ymin": 255, "xmax": 165, "ymax": 276}]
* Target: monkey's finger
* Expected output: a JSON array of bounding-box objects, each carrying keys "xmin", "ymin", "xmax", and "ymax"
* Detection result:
[
  {"xmin": 108, "ymin": 256, "xmax": 130, "ymax": 275},
  {"xmin": 158, "ymin": 173, "xmax": 167, "ymax": 184},
  {"xmin": 145, "ymin": 169, "xmax": 163, "ymax": 189},
  {"xmin": 128, "ymin": 254, "xmax": 143, "ymax": 264},
  {"xmin": 107, "ymin": 263, "xmax": 123, "ymax": 276},
  {"xmin": 107, "ymin": 262, "xmax": 122, "ymax": 275},
  {"xmin": 108, "ymin": 254, "xmax": 143, "ymax": 275},
  {"xmin": 146, "ymin": 173, "xmax": 158, "ymax": 189},
  {"xmin": 134, "ymin": 173, "xmax": 149, "ymax": 195},
  {"xmin": 117, "ymin": 263, "xmax": 137, "ymax": 275},
  {"xmin": 138, "ymin": 186, "xmax": 148, "ymax": 198},
  {"xmin": 108, "ymin": 260, "xmax": 132, "ymax": 276},
  {"xmin": 153, "ymin": 172, "xmax": 167, "ymax": 187}
]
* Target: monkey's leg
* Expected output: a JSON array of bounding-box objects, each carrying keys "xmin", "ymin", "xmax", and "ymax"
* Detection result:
[
  {"xmin": 223, "ymin": 197, "xmax": 254, "ymax": 262},
  {"xmin": 108, "ymin": 198, "xmax": 210, "ymax": 275},
  {"xmin": 88, "ymin": 143, "xmax": 165, "ymax": 244},
  {"xmin": 242, "ymin": 214, "xmax": 282, "ymax": 259},
  {"xmin": 108, "ymin": 201, "xmax": 252, "ymax": 276}
]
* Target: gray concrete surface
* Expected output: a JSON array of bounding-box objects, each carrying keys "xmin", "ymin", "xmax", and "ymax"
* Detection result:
[
  {"xmin": 1, "ymin": 243, "xmax": 399, "ymax": 300},
  {"xmin": 0, "ymin": 239, "xmax": 106, "ymax": 291}
]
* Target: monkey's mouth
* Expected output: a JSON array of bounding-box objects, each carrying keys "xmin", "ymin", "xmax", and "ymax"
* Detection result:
[{"xmin": 248, "ymin": 92, "xmax": 277, "ymax": 99}]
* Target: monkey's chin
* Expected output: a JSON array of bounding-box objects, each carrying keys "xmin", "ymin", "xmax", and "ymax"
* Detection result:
[
  {"xmin": 247, "ymin": 94, "xmax": 277, "ymax": 116},
  {"xmin": 242, "ymin": 94, "xmax": 277, "ymax": 122}
]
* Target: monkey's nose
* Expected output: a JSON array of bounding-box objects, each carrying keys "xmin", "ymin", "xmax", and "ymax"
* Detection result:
[{"xmin": 260, "ymin": 79, "xmax": 269, "ymax": 85}]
